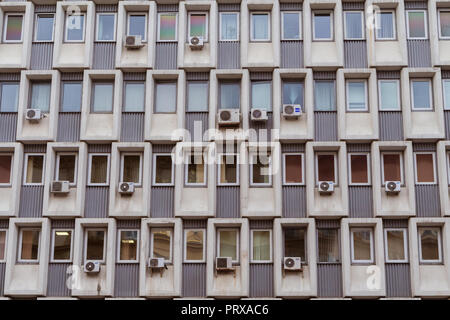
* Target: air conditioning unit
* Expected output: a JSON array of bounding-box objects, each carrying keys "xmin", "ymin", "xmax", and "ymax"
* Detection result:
[
  {"xmin": 318, "ymin": 181, "xmax": 334, "ymax": 194},
  {"xmin": 385, "ymin": 181, "xmax": 401, "ymax": 194},
  {"xmin": 84, "ymin": 260, "xmax": 100, "ymax": 273},
  {"xmin": 51, "ymin": 181, "xmax": 70, "ymax": 194},
  {"xmin": 189, "ymin": 36, "xmax": 204, "ymax": 49},
  {"xmin": 217, "ymin": 109, "xmax": 240, "ymax": 126},
  {"xmin": 148, "ymin": 257, "xmax": 165, "ymax": 269},
  {"xmin": 124, "ymin": 35, "xmax": 144, "ymax": 49},
  {"xmin": 282, "ymin": 104, "xmax": 302, "ymax": 119},
  {"xmin": 25, "ymin": 109, "xmax": 43, "ymax": 121},
  {"xmin": 250, "ymin": 108, "xmax": 268, "ymax": 122},
  {"xmin": 118, "ymin": 182, "xmax": 135, "ymax": 194},
  {"xmin": 284, "ymin": 257, "xmax": 302, "ymax": 271},
  {"xmin": 215, "ymin": 257, "xmax": 233, "ymax": 270}
]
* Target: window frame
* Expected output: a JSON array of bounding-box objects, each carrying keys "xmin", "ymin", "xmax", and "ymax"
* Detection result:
[
  {"xmin": 95, "ymin": 12, "xmax": 117, "ymax": 42},
  {"xmin": 314, "ymin": 79, "xmax": 336, "ymax": 111},
  {"xmin": 157, "ymin": 12, "xmax": 178, "ymax": 42},
  {"xmin": 219, "ymin": 12, "xmax": 239, "ymax": 41},
  {"xmin": 381, "ymin": 151, "xmax": 404, "ymax": 185},
  {"xmin": 378, "ymin": 79, "xmax": 401, "ymax": 111},
  {"xmin": 283, "ymin": 227, "xmax": 307, "ymax": 263},
  {"xmin": 34, "ymin": 13, "xmax": 55, "ymax": 42},
  {"xmin": 0, "ymin": 153, "xmax": 13, "ymax": 187},
  {"xmin": 64, "ymin": 12, "xmax": 86, "ymax": 43},
  {"xmin": 123, "ymin": 81, "xmax": 145, "ymax": 112},
  {"xmin": 312, "ymin": 11, "xmax": 333, "ymax": 41},
  {"xmin": 406, "ymin": 10, "xmax": 428, "ymax": 40},
  {"xmin": 217, "ymin": 153, "xmax": 240, "ymax": 186},
  {"xmin": 418, "ymin": 227, "xmax": 443, "ymax": 264},
  {"xmin": 410, "ymin": 78, "xmax": 433, "ymax": 111},
  {"xmin": 216, "ymin": 228, "xmax": 240, "ymax": 263},
  {"xmin": 250, "ymin": 229, "xmax": 273, "ymax": 263},
  {"xmin": 184, "ymin": 151, "xmax": 207, "ymax": 187},
  {"xmin": 251, "ymin": 80, "xmax": 272, "ymax": 111},
  {"xmin": 154, "ymin": 81, "xmax": 177, "ymax": 114},
  {"xmin": 188, "ymin": 11, "xmax": 209, "ymax": 42},
  {"xmin": 350, "ymin": 227, "xmax": 374, "ymax": 264},
  {"xmin": 83, "ymin": 228, "xmax": 107, "ymax": 263},
  {"xmin": 150, "ymin": 227, "xmax": 173, "ymax": 263},
  {"xmin": 346, "ymin": 79, "xmax": 368, "ymax": 112},
  {"xmin": 250, "ymin": 12, "xmax": 271, "ymax": 42},
  {"xmin": 447, "ymin": 151, "xmax": 450, "ymax": 186},
  {"xmin": 29, "ymin": 81, "xmax": 51, "ymax": 112},
  {"xmin": 186, "ymin": 80, "xmax": 209, "ymax": 112},
  {"xmin": 55, "ymin": 152, "xmax": 78, "ymax": 186},
  {"xmin": 443, "ymin": 79, "xmax": 450, "ymax": 110},
  {"xmin": 18, "ymin": 228, "xmax": 41, "ymax": 263},
  {"xmin": 317, "ymin": 228, "xmax": 341, "ymax": 263},
  {"xmin": 219, "ymin": 81, "xmax": 241, "ymax": 110},
  {"xmin": 60, "ymin": 81, "xmax": 83, "ymax": 113},
  {"xmin": 249, "ymin": 150, "xmax": 273, "ymax": 187},
  {"xmin": 87, "ymin": 153, "xmax": 110, "ymax": 186},
  {"xmin": 375, "ymin": 10, "xmax": 396, "ymax": 40},
  {"xmin": 183, "ymin": 228, "xmax": 206, "ymax": 263},
  {"xmin": 343, "ymin": 10, "xmax": 365, "ymax": 40},
  {"xmin": 127, "ymin": 12, "xmax": 148, "ymax": 42},
  {"xmin": 413, "ymin": 152, "xmax": 437, "ymax": 185},
  {"xmin": 152, "ymin": 153, "xmax": 174, "ymax": 186},
  {"xmin": 438, "ymin": 9, "xmax": 450, "ymax": 40},
  {"xmin": 0, "ymin": 229, "xmax": 7, "ymax": 262},
  {"xmin": 282, "ymin": 152, "xmax": 305, "ymax": 186},
  {"xmin": 116, "ymin": 229, "xmax": 139, "ymax": 263},
  {"xmin": 3, "ymin": 13, "xmax": 24, "ymax": 43},
  {"xmin": 384, "ymin": 228, "xmax": 408, "ymax": 263},
  {"xmin": 50, "ymin": 229, "xmax": 74, "ymax": 263},
  {"xmin": 90, "ymin": 81, "xmax": 114, "ymax": 114},
  {"xmin": 23, "ymin": 153, "xmax": 46, "ymax": 186},
  {"xmin": 315, "ymin": 152, "xmax": 338, "ymax": 186},
  {"xmin": 0, "ymin": 81, "xmax": 20, "ymax": 113},
  {"xmin": 120, "ymin": 152, "xmax": 143, "ymax": 187},
  {"xmin": 348, "ymin": 152, "xmax": 371, "ymax": 186},
  {"xmin": 281, "ymin": 11, "xmax": 302, "ymax": 41}
]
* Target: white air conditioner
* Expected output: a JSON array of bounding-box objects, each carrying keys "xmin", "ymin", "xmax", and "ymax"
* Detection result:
[
  {"xmin": 282, "ymin": 104, "xmax": 302, "ymax": 119},
  {"xmin": 118, "ymin": 182, "xmax": 135, "ymax": 194},
  {"xmin": 215, "ymin": 257, "xmax": 233, "ymax": 270},
  {"xmin": 318, "ymin": 181, "xmax": 334, "ymax": 194},
  {"xmin": 51, "ymin": 181, "xmax": 70, "ymax": 194},
  {"xmin": 385, "ymin": 181, "xmax": 401, "ymax": 194},
  {"xmin": 84, "ymin": 260, "xmax": 100, "ymax": 273},
  {"xmin": 250, "ymin": 108, "xmax": 268, "ymax": 122},
  {"xmin": 218, "ymin": 109, "xmax": 240, "ymax": 126},
  {"xmin": 25, "ymin": 109, "xmax": 43, "ymax": 121},
  {"xmin": 284, "ymin": 257, "xmax": 302, "ymax": 271},
  {"xmin": 124, "ymin": 35, "xmax": 144, "ymax": 49},
  {"xmin": 189, "ymin": 36, "xmax": 204, "ymax": 49},
  {"xmin": 148, "ymin": 257, "xmax": 165, "ymax": 269}
]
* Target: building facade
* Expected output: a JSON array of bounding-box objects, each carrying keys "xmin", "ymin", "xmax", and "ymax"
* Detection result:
[{"xmin": 0, "ymin": 0, "xmax": 450, "ymax": 299}]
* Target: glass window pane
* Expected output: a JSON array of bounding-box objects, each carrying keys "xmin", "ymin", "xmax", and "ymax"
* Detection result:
[
  {"xmin": 190, "ymin": 14, "xmax": 207, "ymax": 38},
  {"xmin": 252, "ymin": 153, "xmax": 271, "ymax": 184},
  {"xmin": 386, "ymin": 230, "xmax": 406, "ymax": 261},
  {"xmin": 318, "ymin": 229, "xmax": 339, "ymax": 263},
  {"xmin": 35, "ymin": 14, "xmax": 54, "ymax": 41},
  {"xmin": 119, "ymin": 230, "xmax": 138, "ymax": 261},
  {"xmin": 90, "ymin": 155, "xmax": 108, "ymax": 184},
  {"xmin": 221, "ymin": 13, "xmax": 238, "ymax": 40},
  {"xmin": 186, "ymin": 230, "xmax": 204, "ymax": 261},
  {"xmin": 155, "ymin": 155, "xmax": 173, "ymax": 184},
  {"xmin": 408, "ymin": 11, "xmax": 426, "ymax": 38},
  {"xmin": 122, "ymin": 155, "xmax": 141, "ymax": 184},
  {"xmin": 26, "ymin": 155, "xmax": 44, "ymax": 184},
  {"xmin": 440, "ymin": 11, "xmax": 450, "ymax": 37},
  {"xmin": 314, "ymin": 81, "xmax": 335, "ymax": 111},
  {"xmin": 376, "ymin": 12, "xmax": 394, "ymax": 39},
  {"xmin": 345, "ymin": 12, "xmax": 363, "ymax": 39},
  {"xmin": 412, "ymin": 80, "xmax": 431, "ymax": 109},
  {"xmin": 58, "ymin": 154, "xmax": 76, "ymax": 183},
  {"xmin": 283, "ymin": 82, "xmax": 303, "ymax": 105},
  {"xmin": 352, "ymin": 229, "xmax": 372, "ymax": 261},
  {"xmin": 420, "ymin": 228, "xmax": 440, "ymax": 261},
  {"xmin": 444, "ymin": 80, "xmax": 450, "ymax": 110},
  {"xmin": 97, "ymin": 14, "xmax": 115, "ymax": 41},
  {"xmin": 314, "ymin": 13, "xmax": 331, "ymax": 39},
  {"xmin": 220, "ymin": 83, "xmax": 240, "ymax": 109},
  {"xmin": 20, "ymin": 229, "xmax": 40, "ymax": 261},
  {"xmin": 0, "ymin": 83, "xmax": 19, "ymax": 112},
  {"xmin": 317, "ymin": 154, "xmax": 335, "ymax": 182},
  {"xmin": 187, "ymin": 154, "xmax": 205, "ymax": 184},
  {"xmin": 251, "ymin": 82, "xmax": 271, "ymax": 110},
  {"xmin": 5, "ymin": 15, "xmax": 23, "ymax": 41},
  {"xmin": 124, "ymin": 82, "xmax": 145, "ymax": 112},
  {"xmin": 53, "ymin": 230, "xmax": 72, "ymax": 261},
  {"xmin": 128, "ymin": 15, "xmax": 146, "ymax": 39},
  {"xmin": 350, "ymin": 154, "xmax": 368, "ymax": 184},
  {"xmin": 152, "ymin": 229, "xmax": 171, "ymax": 260},
  {"xmin": 187, "ymin": 82, "xmax": 208, "ymax": 112},
  {"xmin": 416, "ymin": 153, "xmax": 434, "ymax": 183},
  {"xmin": 219, "ymin": 154, "xmax": 237, "ymax": 184},
  {"xmin": 66, "ymin": 14, "xmax": 85, "ymax": 41},
  {"xmin": 31, "ymin": 83, "xmax": 51, "ymax": 112},
  {"xmin": 0, "ymin": 155, "xmax": 12, "ymax": 184},
  {"xmin": 62, "ymin": 83, "xmax": 82, "ymax": 112},
  {"xmin": 347, "ymin": 81, "xmax": 366, "ymax": 110},
  {"xmin": 252, "ymin": 13, "xmax": 269, "ymax": 40},
  {"xmin": 383, "ymin": 154, "xmax": 401, "ymax": 182},
  {"xmin": 155, "ymin": 83, "xmax": 176, "ymax": 113},
  {"xmin": 379, "ymin": 80, "xmax": 400, "ymax": 110},
  {"xmin": 92, "ymin": 83, "xmax": 113, "ymax": 113},
  {"xmin": 86, "ymin": 230, "xmax": 105, "ymax": 260},
  {"xmin": 285, "ymin": 154, "xmax": 302, "ymax": 184},
  {"xmin": 284, "ymin": 228, "xmax": 306, "ymax": 261},
  {"xmin": 159, "ymin": 13, "xmax": 177, "ymax": 41},
  {"xmin": 219, "ymin": 230, "xmax": 237, "ymax": 260},
  {"xmin": 283, "ymin": 12, "xmax": 300, "ymax": 40},
  {"xmin": 252, "ymin": 230, "xmax": 271, "ymax": 261},
  {"xmin": 0, "ymin": 231, "xmax": 5, "ymax": 260}
]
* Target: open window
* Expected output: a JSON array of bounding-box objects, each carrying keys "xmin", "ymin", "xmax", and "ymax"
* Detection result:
[
  {"xmin": 317, "ymin": 228, "xmax": 340, "ymax": 263},
  {"xmin": 414, "ymin": 152, "xmax": 436, "ymax": 185},
  {"xmin": 418, "ymin": 227, "xmax": 442, "ymax": 264},
  {"xmin": 217, "ymin": 228, "xmax": 239, "ymax": 263},
  {"xmin": 348, "ymin": 153, "xmax": 370, "ymax": 185},
  {"xmin": 120, "ymin": 153, "xmax": 142, "ymax": 186},
  {"xmin": 184, "ymin": 229, "xmax": 206, "ymax": 263},
  {"xmin": 283, "ymin": 228, "xmax": 306, "ymax": 262},
  {"xmin": 251, "ymin": 229, "xmax": 272, "ymax": 263},
  {"xmin": 55, "ymin": 152, "xmax": 77, "ymax": 186},
  {"xmin": 315, "ymin": 152, "xmax": 337, "ymax": 185},
  {"xmin": 117, "ymin": 230, "xmax": 139, "ymax": 263},
  {"xmin": 217, "ymin": 153, "xmax": 239, "ymax": 186},
  {"xmin": 381, "ymin": 152, "xmax": 404, "ymax": 185},
  {"xmin": 0, "ymin": 154, "xmax": 13, "ymax": 186},
  {"xmin": 185, "ymin": 152, "xmax": 206, "ymax": 186},
  {"xmin": 35, "ymin": 13, "xmax": 55, "ymax": 42},
  {"xmin": 153, "ymin": 153, "xmax": 174, "ymax": 186},
  {"xmin": 158, "ymin": 13, "xmax": 177, "ymax": 42},
  {"xmin": 350, "ymin": 228, "xmax": 374, "ymax": 264},
  {"xmin": 65, "ymin": 12, "xmax": 86, "ymax": 42},
  {"xmin": 283, "ymin": 153, "xmax": 304, "ymax": 185},
  {"xmin": 24, "ymin": 154, "xmax": 45, "ymax": 186},
  {"xmin": 51, "ymin": 229, "xmax": 73, "ymax": 262},
  {"xmin": 250, "ymin": 150, "xmax": 272, "ymax": 186},
  {"xmin": 84, "ymin": 229, "xmax": 106, "ymax": 263},
  {"xmin": 250, "ymin": 12, "xmax": 270, "ymax": 41},
  {"xmin": 88, "ymin": 153, "xmax": 110, "ymax": 186},
  {"xmin": 3, "ymin": 13, "xmax": 24, "ymax": 43},
  {"xmin": 384, "ymin": 228, "xmax": 408, "ymax": 263},
  {"xmin": 150, "ymin": 228, "xmax": 172, "ymax": 263},
  {"xmin": 18, "ymin": 228, "xmax": 40, "ymax": 263}
]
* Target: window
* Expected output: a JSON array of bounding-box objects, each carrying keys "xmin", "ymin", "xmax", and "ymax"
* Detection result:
[
  {"xmin": 155, "ymin": 82, "xmax": 177, "ymax": 113},
  {"xmin": 65, "ymin": 12, "xmax": 85, "ymax": 42},
  {"xmin": 3, "ymin": 14, "xmax": 23, "ymax": 43},
  {"xmin": 51, "ymin": 230, "xmax": 73, "ymax": 262},
  {"xmin": 153, "ymin": 154, "xmax": 174, "ymax": 186},
  {"xmin": 127, "ymin": 13, "xmax": 147, "ymax": 41},
  {"xmin": 88, "ymin": 154, "xmax": 110, "ymax": 186},
  {"xmin": 220, "ymin": 12, "xmax": 239, "ymax": 41},
  {"xmin": 187, "ymin": 81, "xmax": 208, "ymax": 112},
  {"xmin": 282, "ymin": 81, "xmax": 304, "ymax": 106},
  {"xmin": 218, "ymin": 153, "xmax": 239, "ymax": 185},
  {"xmin": 283, "ymin": 153, "xmax": 303, "ymax": 185},
  {"xmin": 120, "ymin": 153, "xmax": 142, "ymax": 186},
  {"xmin": 348, "ymin": 153, "xmax": 370, "ymax": 185},
  {"xmin": 18, "ymin": 228, "xmax": 40, "ymax": 262},
  {"xmin": 443, "ymin": 79, "xmax": 450, "ymax": 110},
  {"xmin": 250, "ymin": 151, "xmax": 272, "ymax": 186},
  {"xmin": 35, "ymin": 13, "xmax": 54, "ymax": 42},
  {"xmin": 378, "ymin": 80, "xmax": 400, "ymax": 111},
  {"xmin": 0, "ymin": 154, "xmax": 12, "ymax": 185},
  {"xmin": 184, "ymin": 229, "xmax": 205, "ymax": 262},
  {"xmin": 314, "ymin": 80, "xmax": 335, "ymax": 111},
  {"xmin": 117, "ymin": 230, "xmax": 139, "ymax": 263},
  {"xmin": 346, "ymin": 80, "xmax": 368, "ymax": 111},
  {"xmin": 55, "ymin": 153, "xmax": 77, "ymax": 185},
  {"xmin": 375, "ymin": 11, "xmax": 395, "ymax": 40},
  {"xmin": 281, "ymin": 11, "xmax": 301, "ymax": 40},
  {"xmin": 158, "ymin": 13, "xmax": 177, "ymax": 42},
  {"xmin": 219, "ymin": 82, "xmax": 240, "ymax": 109},
  {"xmin": 384, "ymin": 228, "xmax": 408, "ymax": 263},
  {"xmin": 185, "ymin": 153, "xmax": 206, "ymax": 186},
  {"xmin": 84, "ymin": 229, "xmax": 106, "ymax": 262},
  {"xmin": 317, "ymin": 229, "xmax": 340, "ymax": 263},
  {"xmin": 406, "ymin": 10, "xmax": 427, "ymax": 39},
  {"xmin": 414, "ymin": 152, "xmax": 436, "ymax": 184},
  {"xmin": 217, "ymin": 228, "xmax": 239, "ymax": 262},
  {"xmin": 61, "ymin": 82, "xmax": 82, "ymax": 112},
  {"xmin": 315, "ymin": 153, "xmax": 337, "ymax": 184},
  {"xmin": 284, "ymin": 228, "xmax": 306, "ymax": 262},
  {"xmin": 251, "ymin": 230, "xmax": 272, "ymax": 263},
  {"xmin": 0, "ymin": 230, "xmax": 6, "ymax": 262},
  {"xmin": 411, "ymin": 79, "xmax": 432, "ymax": 110},
  {"xmin": 150, "ymin": 228, "xmax": 172, "ymax": 262},
  {"xmin": 418, "ymin": 227, "xmax": 442, "ymax": 263},
  {"xmin": 344, "ymin": 11, "xmax": 364, "ymax": 39},
  {"xmin": 350, "ymin": 228, "xmax": 374, "ymax": 264},
  {"xmin": 438, "ymin": 10, "xmax": 450, "ymax": 39},
  {"xmin": 24, "ymin": 154, "xmax": 45, "ymax": 185},
  {"xmin": 96, "ymin": 13, "xmax": 116, "ymax": 41},
  {"xmin": 381, "ymin": 152, "xmax": 403, "ymax": 184},
  {"xmin": 189, "ymin": 12, "xmax": 208, "ymax": 41},
  {"xmin": 123, "ymin": 82, "xmax": 145, "ymax": 112},
  {"xmin": 250, "ymin": 13, "xmax": 270, "ymax": 41},
  {"xmin": 92, "ymin": 82, "xmax": 113, "ymax": 113},
  {"xmin": 30, "ymin": 82, "xmax": 51, "ymax": 113},
  {"xmin": 313, "ymin": 12, "xmax": 333, "ymax": 40},
  {"xmin": 251, "ymin": 81, "xmax": 271, "ymax": 110},
  {"xmin": 0, "ymin": 82, "xmax": 19, "ymax": 112}
]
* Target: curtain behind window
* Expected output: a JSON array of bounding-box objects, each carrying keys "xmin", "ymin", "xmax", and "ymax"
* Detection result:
[
  {"xmin": 31, "ymin": 83, "xmax": 51, "ymax": 112},
  {"xmin": 377, "ymin": 12, "xmax": 394, "ymax": 38},
  {"xmin": 251, "ymin": 82, "xmax": 271, "ymax": 110},
  {"xmin": 345, "ymin": 12, "xmax": 363, "ymax": 38},
  {"xmin": 314, "ymin": 81, "xmax": 335, "ymax": 111}
]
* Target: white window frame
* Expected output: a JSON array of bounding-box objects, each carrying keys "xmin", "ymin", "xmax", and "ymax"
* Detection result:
[
  {"xmin": 219, "ymin": 12, "xmax": 239, "ymax": 41},
  {"xmin": 281, "ymin": 11, "xmax": 302, "ymax": 41},
  {"xmin": 3, "ymin": 13, "xmax": 24, "ymax": 43},
  {"xmin": 120, "ymin": 152, "xmax": 143, "ymax": 187},
  {"xmin": 447, "ymin": 151, "xmax": 450, "ymax": 186},
  {"xmin": 216, "ymin": 228, "xmax": 240, "ymax": 263},
  {"xmin": 55, "ymin": 152, "xmax": 78, "ymax": 186},
  {"xmin": 312, "ymin": 11, "xmax": 333, "ymax": 41},
  {"xmin": 87, "ymin": 153, "xmax": 110, "ymax": 186},
  {"xmin": 18, "ymin": 228, "xmax": 41, "ymax": 263},
  {"xmin": 183, "ymin": 229, "xmax": 206, "ymax": 263},
  {"xmin": 50, "ymin": 229, "xmax": 73, "ymax": 263},
  {"xmin": 152, "ymin": 153, "xmax": 174, "ymax": 186},
  {"xmin": 116, "ymin": 229, "xmax": 139, "ymax": 263},
  {"xmin": 34, "ymin": 13, "xmax": 55, "ymax": 42},
  {"xmin": 157, "ymin": 12, "xmax": 178, "ymax": 42},
  {"xmin": 249, "ymin": 151, "xmax": 272, "ymax": 186},
  {"xmin": 282, "ymin": 152, "xmax": 305, "ymax": 186},
  {"xmin": 150, "ymin": 228, "xmax": 173, "ymax": 263},
  {"xmin": 410, "ymin": 79, "xmax": 433, "ymax": 111},
  {"xmin": 84, "ymin": 228, "xmax": 107, "ymax": 263},
  {"xmin": 0, "ymin": 229, "xmax": 8, "ymax": 262},
  {"xmin": 188, "ymin": 12, "xmax": 209, "ymax": 42},
  {"xmin": 384, "ymin": 228, "xmax": 408, "ymax": 263},
  {"xmin": 95, "ymin": 13, "xmax": 116, "ymax": 42},
  {"xmin": 344, "ymin": 11, "xmax": 365, "ymax": 40},
  {"xmin": 184, "ymin": 152, "xmax": 207, "ymax": 186},
  {"xmin": 217, "ymin": 153, "xmax": 240, "ymax": 186},
  {"xmin": 414, "ymin": 152, "xmax": 437, "ymax": 185},
  {"xmin": 346, "ymin": 79, "xmax": 368, "ymax": 112},
  {"xmin": 315, "ymin": 152, "xmax": 338, "ymax": 185},
  {"xmin": 443, "ymin": 79, "xmax": 450, "ymax": 110},
  {"xmin": 378, "ymin": 79, "xmax": 401, "ymax": 111},
  {"xmin": 64, "ymin": 12, "xmax": 86, "ymax": 43},
  {"xmin": 350, "ymin": 228, "xmax": 374, "ymax": 264},
  {"xmin": 250, "ymin": 229, "xmax": 273, "ymax": 263},
  {"xmin": 348, "ymin": 152, "xmax": 371, "ymax": 186},
  {"xmin": 381, "ymin": 151, "xmax": 404, "ymax": 185},
  {"xmin": 438, "ymin": 9, "xmax": 450, "ymax": 40},
  {"xmin": 418, "ymin": 227, "xmax": 443, "ymax": 264},
  {"xmin": 406, "ymin": 10, "xmax": 428, "ymax": 40},
  {"xmin": 0, "ymin": 153, "xmax": 13, "ymax": 187},
  {"xmin": 127, "ymin": 12, "xmax": 148, "ymax": 42},
  {"xmin": 375, "ymin": 10, "xmax": 396, "ymax": 40},
  {"xmin": 23, "ymin": 153, "xmax": 46, "ymax": 186},
  {"xmin": 250, "ymin": 12, "xmax": 271, "ymax": 42}
]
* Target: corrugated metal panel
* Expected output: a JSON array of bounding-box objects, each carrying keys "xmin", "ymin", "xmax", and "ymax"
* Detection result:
[
  {"xmin": 218, "ymin": 4, "xmax": 241, "ymax": 11},
  {"xmin": 415, "ymin": 185, "xmax": 441, "ymax": 217},
  {"xmin": 404, "ymin": 1, "xmax": 428, "ymax": 9},
  {"xmin": 280, "ymin": 3, "xmax": 303, "ymax": 10},
  {"xmin": 51, "ymin": 220, "xmax": 75, "ymax": 229},
  {"xmin": 93, "ymin": 43, "xmax": 116, "ymax": 70},
  {"xmin": 184, "ymin": 220, "xmax": 207, "ymax": 229},
  {"xmin": 18, "ymin": 186, "xmax": 44, "ymax": 218},
  {"xmin": 407, "ymin": 40, "xmax": 431, "ymax": 68},
  {"xmin": 344, "ymin": 40, "xmax": 367, "ymax": 68},
  {"xmin": 250, "ymin": 72, "xmax": 272, "ymax": 81},
  {"xmin": 116, "ymin": 220, "xmax": 141, "ymax": 229},
  {"xmin": 0, "ymin": 263, "xmax": 6, "ymax": 297},
  {"xmin": 249, "ymin": 264, "xmax": 274, "ymax": 297},
  {"xmin": 349, "ymin": 186, "xmax": 373, "ymax": 218},
  {"xmin": 57, "ymin": 113, "xmax": 81, "ymax": 142},
  {"xmin": 150, "ymin": 187, "xmax": 174, "ymax": 218},
  {"xmin": 84, "ymin": 186, "xmax": 109, "ymax": 218},
  {"xmin": 313, "ymin": 71, "xmax": 336, "ymax": 80},
  {"xmin": 216, "ymin": 186, "xmax": 240, "ymax": 218},
  {"xmin": 186, "ymin": 72, "xmax": 209, "ymax": 81},
  {"xmin": 60, "ymin": 73, "xmax": 83, "ymax": 81},
  {"xmin": 377, "ymin": 71, "xmax": 401, "ymax": 79},
  {"xmin": 0, "ymin": 73, "xmax": 20, "ymax": 81},
  {"xmin": 155, "ymin": 43, "xmax": 178, "ymax": 70},
  {"xmin": 413, "ymin": 143, "xmax": 436, "ymax": 152},
  {"xmin": 383, "ymin": 219, "xmax": 409, "ymax": 228},
  {"xmin": 445, "ymin": 111, "xmax": 450, "ymax": 140},
  {"xmin": 442, "ymin": 71, "xmax": 450, "ymax": 79},
  {"xmin": 249, "ymin": 112, "xmax": 273, "ymax": 141},
  {"xmin": 317, "ymin": 263, "xmax": 343, "ymax": 297},
  {"xmin": 47, "ymin": 263, "xmax": 71, "ymax": 297},
  {"xmin": 385, "ymin": 263, "xmax": 412, "ymax": 297},
  {"xmin": 95, "ymin": 4, "xmax": 118, "ymax": 12},
  {"xmin": 280, "ymin": 41, "xmax": 303, "ymax": 69},
  {"xmin": 316, "ymin": 219, "xmax": 340, "ymax": 228},
  {"xmin": 152, "ymin": 144, "xmax": 175, "ymax": 153},
  {"xmin": 249, "ymin": 220, "xmax": 273, "ymax": 229},
  {"xmin": 342, "ymin": 2, "xmax": 365, "ymax": 10},
  {"xmin": 0, "ymin": 113, "xmax": 17, "ymax": 142},
  {"xmin": 314, "ymin": 111, "xmax": 338, "ymax": 141},
  {"xmin": 379, "ymin": 111, "xmax": 404, "ymax": 141},
  {"xmin": 34, "ymin": 5, "xmax": 57, "ymax": 13},
  {"xmin": 0, "ymin": 220, "xmax": 9, "ymax": 228},
  {"xmin": 281, "ymin": 143, "xmax": 305, "ymax": 153},
  {"xmin": 185, "ymin": 112, "xmax": 209, "ymax": 141},
  {"xmin": 347, "ymin": 143, "xmax": 371, "ymax": 153},
  {"xmin": 121, "ymin": 113, "xmax": 145, "ymax": 142},
  {"xmin": 123, "ymin": 73, "xmax": 146, "ymax": 81},
  {"xmin": 182, "ymin": 263, "xmax": 206, "ymax": 297},
  {"xmin": 282, "ymin": 186, "xmax": 307, "ymax": 218},
  {"xmin": 24, "ymin": 144, "xmax": 47, "ymax": 153},
  {"xmin": 114, "ymin": 264, "xmax": 139, "ymax": 297},
  {"xmin": 218, "ymin": 42, "xmax": 240, "ymax": 69},
  {"xmin": 157, "ymin": 4, "xmax": 179, "ymax": 12},
  {"xmin": 88, "ymin": 144, "xmax": 111, "ymax": 153},
  {"xmin": 30, "ymin": 43, "xmax": 54, "ymax": 70}
]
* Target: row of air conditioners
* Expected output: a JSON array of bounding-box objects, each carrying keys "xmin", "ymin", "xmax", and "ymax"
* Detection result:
[
  {"xmin": 218, "ymin": 105, "xmax": 303, "ymax": 126},
  {"xmin": 317, "ymin": 181, "xmax": 401, "ymax": 195},
  {"xmin": 214, "ymin": 257, "xmax": 302, "ymax": 271},
  {"xmin": 124, "ymin": 35, "xmax": 204, "ymax": 50},
  {"xmin": 83, "ymin": 258, "xmax": 167, "ymax": 274}
]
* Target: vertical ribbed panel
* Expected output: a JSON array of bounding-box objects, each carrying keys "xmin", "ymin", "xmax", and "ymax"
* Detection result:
[
  {"xmin": 114, "ymin": 264, "xmax": 139, "ymax": 297},
  {"xmin": 249, "ymin": 220, "xmax": 273, "ymax": 229},
  {"xmin": 60, "ymin": 73, "xmax": 83, "ymax": 81},
  {"xmin": 24, "ymin": 145, "xmax": 47, "ymax": 153},
  {"xmin": 185, "ymin": 112, "xmax": 209, "ymax": 141},
  {"xmin": 51, "ymin": 220, "xmax": 75, "ymax": 229},
  {"xmin": 218, "ymin": 4, "xmax": 241, "ymax": 11},
  {"xmin": 442, "ymin": 71, "xmax": 450, "ymax": 79},
  {"xmin": 316, "ymin": 219, "xmax": 340, "ymax": 228},
  {"xmin": 250, "ymin": 72, "xmax": 273, "ymax": 81},
  {"xmin": 182, "ymin": 263, "xmax": 206, "ymax": 297},
  {"xmin": 0, "ymin": 73, "xmax": 20, "ymax": 81},
  {"xmin": 120, "ymin": 113, "xmax": 145, "ymax": 142},
  {"xmin": 379, "ymin": 111, "xmax": 404, "ymax": 141},
  {"xmin": 282, "ymin": 186, "xmax": 307, "ymax": 218},
  {"xmin": 344, "ymin": 41, "xmax": 367, "ymax": 68},
  {"xmin": 0, "ymin": 220, "xmax": 9, "ymax": 228},
  {"xmin": 280, "ymin": 41, "xmax": 304, "ymax": 68},
  {"xmin": 385, "ymin": 263, "xmax": 412, "ymax": 297},
  {"xmin": 47, "ymin": 263, "xmax": 71, "ymax": 297},
  {"xmin": 18, "ymin": 186, "xmax": 44, "ymax": 218},
  {"xmin": 150, "ymin": 187, "xmax": 174, "ymax": 218},
  {"xmin": 342, "ymin": 2, "xmax": 365, "ymax": 10},
  {"xmin": 413, "ymin": 143, "xmax": 436, "ymax": 152},
  {"xmin": 377, "ymin": 71, "xmax": 401, "ymax": 79},
  {"xmin": 383, "ymin": 219, "xmax": 409, "ymax": 228},
  {"xmin": 313, "ymin": 72, "xmax": 336, "ymax": 80},
  {"xmin": 152, "ymin": 144, "xmax": 175, "ymax": 153},
  {"xmin": 347, "ymin": 143, "xmax": 371, "ymax": 153},
  {"xmin": 216, "ymin": 186, "xmax": 240, "ymax": 218},
  {"xmin": 186, "ymin": 72, "xmax": 209, "ymax": 81},
  {"xmin": 157, "ymin": 4, "xmax": 179, "ymax": 12},
  {"xmin": 84, "ymin": 186, "xmax": 109, "ymax": 218},
  {"xmin": 249, "ymin": 264, "xmax": 274, "ymax": 297},
  {"xmin": 34, "ymin": 5, "xmax": 57, "ymax": 13},
  {"xmin": 349, "ymin": 186, "xmax": 373, "ymax": 218},
  {"xmin": 57, "ymin": 113, "xmax": 81, "ymax": 142},
  {"xmin": 0, "ymin": 263, "xmax": 5, "ymax": 297},
  {"xmin": 30, "ymin": 43, "xmax": 54, "ymax": 70},
  {"xmin": 404, "ymin": 1, "xmax": 428, "ymax": 9},
  {"xmin": 249, "ymin": 112, "xmax": 273, "ymax": 141},
  {"xmin": 0, "ymin": 113, "xmax": 17, "ymax": 142},
  {"xmin": 93, "ymin": 43, "xmax": 116, "ymax": 70},
  {"xmin": 314, "ymin": 111, "xmax": 338, "ymax": 141},
  {"xmin": 445, "ymin": 111, "xmax": 450, "ymax": 140},
  {"xmin": 317, "ymin": 263, "xmax": 343, "ymax": 297},
  {"xmin": 123, "ymin": 73, "xmax": 146, "ymax": 81},
  {"xmin": 218, "ymin": 42, "xmax": 241, "ymax": 69},
  {"xmin": 95, "ymin": 4, "xmax": 118, "ymax": 12},
  {"xmin": 155, "ymin": 43, "xmax": 178, "ymax": 70},
  {"xmin": 88, "ymin": 144, "xmax": 111, "ymax": 153},
  {"xmin": 415, "ymin": 185, "xmax": 441, "ymax": 217},
  {"xmin": 183, "ymin": 220, "xmax": 207, "ymax": 229},
  {"xmin": 407, "ymin": 40, "xmax": 431, "ymax": 68},
  {"xmin": 280, "ymin": 3, "xmax": 303, "ymax": 10},
  {"xmin": 116, "ymin": 220, "xmax": 141, "ymax": 229},
  {"xmin": 281, "ymin": 144, "xmax": 305, "ymax": 153}
]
